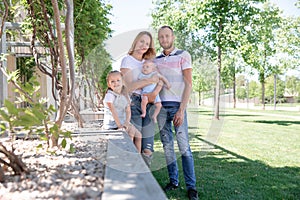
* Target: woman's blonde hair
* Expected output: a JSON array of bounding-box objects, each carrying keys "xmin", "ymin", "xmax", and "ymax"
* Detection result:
[{"xmin": 128, "ymin": 31, "xmax": 156, "ymax": 60}]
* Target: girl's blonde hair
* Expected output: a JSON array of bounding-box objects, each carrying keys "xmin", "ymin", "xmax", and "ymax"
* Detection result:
[
  {"xmin": 128, "ymin": 31, "xmax": 156, "ymax": 60},
  {"xmin": 106, "ymin": 70, "xmax": 130, "ymax": 103}
]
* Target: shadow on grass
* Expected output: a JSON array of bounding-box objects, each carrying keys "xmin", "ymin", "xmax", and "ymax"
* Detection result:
[
  {"xmin": 252, "ymin": 120, "xmax": 300, "ymax": 126},
  {"xmin": 151, "ymin": 136, "xmax": 300, "ymax": 200},
  {"xmin": 189, "ymin": 110, "xmax": 261, "ymax": 117}
]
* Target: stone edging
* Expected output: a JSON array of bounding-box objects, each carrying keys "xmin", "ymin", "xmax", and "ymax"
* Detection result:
[{"xmin": 76, "ymin": 130, "xmax": 167, "ymax": 200}]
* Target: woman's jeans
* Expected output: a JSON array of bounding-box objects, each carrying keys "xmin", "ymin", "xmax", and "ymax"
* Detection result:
[
  {"xmin": 130, "ymin": 94, "xmax": 155, "ymax": 152},
  {"xmin": 157, "ymin": 101, "xmax": 196, "ymax": 190}
]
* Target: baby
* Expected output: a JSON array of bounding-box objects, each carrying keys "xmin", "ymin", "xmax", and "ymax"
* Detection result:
[{"xmin": 139, "ymin": 60, "xmax": 171, "ymax": 123}]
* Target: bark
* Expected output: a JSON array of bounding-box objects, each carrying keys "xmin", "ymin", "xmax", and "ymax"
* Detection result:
[
  {"xmin": 0, "ymin": 165, "xmax": 4, "ymax": 182},
  {"xmin": 71, "ymin": 99, "xmax": 84, "ymax": 128},
  {"xmin": 214, "ymin": 44, "xmax": 221, "ymax": 120},
  {"xmin": 0, "ymin": 142, "xmax": 29, "ymax": 178},
  {"xmin": 233, "ymin": 72, "xmax": 236, "ymax": 108},
  {"xmin": 51, "ymin": 0, "xmax": 71, "ymax": 146},
  {"xmin": 0, "ymin": 0, "xmax": 9, "ymax": 38}
]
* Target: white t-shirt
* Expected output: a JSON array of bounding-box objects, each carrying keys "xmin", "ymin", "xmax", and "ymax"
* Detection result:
[
  {"xmin": 103, "ymin": 90, "xmax": 129, "ymax": 129},
  {"xmin": 120, "ymin": 55, "xmax": 144, "ymax": 95}
]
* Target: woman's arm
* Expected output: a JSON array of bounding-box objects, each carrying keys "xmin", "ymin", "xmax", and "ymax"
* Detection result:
[
  {"xmin": 120, "ymin": 68, "xmax": 159, "ymax": 93},
  {"xmin": 143, "ymin": 80, "xmax": 163, "ymax": 103}
]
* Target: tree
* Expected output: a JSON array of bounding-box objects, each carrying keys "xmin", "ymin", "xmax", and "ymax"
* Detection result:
[
  {"xmin": 151, "ymin": 0, "xmax": 265, "ymax": 119},
  {"xmin": 235, "ymin": 75, "xmax": 247, "ymax": 99},
  {"xmin": 192, "ymin": 56, "xmax": 216, "ymax": 105},
  {"xmin": 241, "ymin": 2, "xmax": 282, "ymax": 110},
  {"xmin": 285, "ymin": 75, "xmax": 300, "ymax": 102},
  {"xmin": 222, "ymin": 52, "xmax": 247, "ymax": 108},
  {"xmin": 248, "ymin": 80, "xmax": 260, "ymax": 99},
  {"xmin": 74, "ymin": 0, "xmax": 112, "ymax": 110},
  {"xmin": 275, "ymin": 15, "xmax": 300, "ymax": 71},
  {"xmin": 1, "ymin": 0, "xmax": 112, "ymax": 146},
  {"xmin": 265, "ymin": 75, "xmax": 285, "ymax": 103}
]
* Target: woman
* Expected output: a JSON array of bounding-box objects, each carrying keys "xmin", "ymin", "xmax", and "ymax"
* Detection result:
[{"xmin": 120, "ymin": 31, "xmax": 162, "ymax": 167}]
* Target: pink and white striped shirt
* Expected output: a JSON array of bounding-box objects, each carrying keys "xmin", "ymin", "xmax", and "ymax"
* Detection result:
[{"xmin": 155, "ymin": 48, "xmax": 192, "ymax": 102}]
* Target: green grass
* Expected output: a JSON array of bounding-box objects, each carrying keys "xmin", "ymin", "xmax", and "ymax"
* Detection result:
[{"xmin": 151, "ymin": 106, "xmax": 300, "ymax": 200}]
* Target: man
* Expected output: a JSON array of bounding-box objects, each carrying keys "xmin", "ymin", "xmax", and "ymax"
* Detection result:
[{"xmin": 155, "ymin": 25, "xmax": 198, "ymax": 200}]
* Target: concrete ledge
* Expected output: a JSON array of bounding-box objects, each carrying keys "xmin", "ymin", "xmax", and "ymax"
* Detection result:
[
  {"xmin": 80, "ymin": 109, "xmax": 104, "ymax": 122},
  {"xmin": 75, "ymin": 130, "xmax": 167, "ymax": 200},
  {"xmin": 102, "ymin": 131, "xmax": 167, "ymax": 200}
]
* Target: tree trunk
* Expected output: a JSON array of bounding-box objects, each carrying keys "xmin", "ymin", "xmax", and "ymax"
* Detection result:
[
  {"xmin": 214, "ymin": 45, "xmax": 221, "ymax": 120},
  {"xmin": 0, "ymin": 166, "xmax": 4, "ymax": 182},
  {"xmin": 261, "ymin": 80, "xmax": 265, "ymax": 110},
  {"xmin": 198, "ymin": 90, "xmax": 201, "ymax": 106},
  {"xmin": 51, "ymin": 0, "xmax": 70, "ymax": 146},
  {"xmin": 0, "ymin": 143, "xmax": 29, "ymax": 179},
  {"xmin": 274, "ymin": 74, "xmax": 277, "ymax": 110},
  {"xmin": 233, "ymin": 72, "xmax": 236, "ymax": 109}
]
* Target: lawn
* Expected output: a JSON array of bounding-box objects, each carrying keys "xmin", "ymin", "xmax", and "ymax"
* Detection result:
[{"xmin": 151, "ymin": 106, "xmax": 300, "ymax": 200}]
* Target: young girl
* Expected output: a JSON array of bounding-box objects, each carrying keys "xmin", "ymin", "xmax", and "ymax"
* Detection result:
[{"xmin": 103, "ymin": 70, "xmax": 142, "ymax": 152}]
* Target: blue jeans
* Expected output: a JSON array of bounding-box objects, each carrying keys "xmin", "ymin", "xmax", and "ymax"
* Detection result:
[
  {"xmin": 130, "ymin": 94, "xmax": 155, "ymax": 152},
  {"xmin": 157, "ymin": 101, "xmax": 196, "ymax": 190}
]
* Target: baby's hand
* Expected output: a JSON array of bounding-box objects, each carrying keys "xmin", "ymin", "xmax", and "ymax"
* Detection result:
[
  {"xmin": 165, "ymin": 83, "xmax": 171, "ymax": 90},
  {"xmin": 149, "ymin": 73, "xmax": 159, "ymax": 83}
]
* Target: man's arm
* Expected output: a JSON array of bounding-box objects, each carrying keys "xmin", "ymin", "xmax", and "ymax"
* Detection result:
[
  {"xmin": 180, "ymin": 68, "xmax": 192, "ymax": 111},
  {"xmin": 173, "ymin": 68, "xmax": 192, "ymax": 127}
]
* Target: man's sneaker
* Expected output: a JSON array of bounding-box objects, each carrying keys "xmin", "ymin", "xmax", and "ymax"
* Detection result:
[
  {"xmin": 163, "ymin": 182, "xmax": 179, "ymax": 192},
  {"xmin": 188, "ymin": 188, "xmax": 198, "ymax": 200}
]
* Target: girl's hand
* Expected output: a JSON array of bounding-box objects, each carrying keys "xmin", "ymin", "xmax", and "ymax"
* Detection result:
[
  {"xmin": 117, "ymin": 125, "xmax": 126, "ymax": 131},
  {"xmin": 124, "ymin": 121, "xmax": 130, "ymax": 128}
]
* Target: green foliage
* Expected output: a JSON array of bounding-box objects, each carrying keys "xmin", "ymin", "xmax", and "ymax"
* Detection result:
[
  {"xmin": 73, "ymin": 0, "xmax": 113, "ymax": 104},
  {"xmin": 275, "ymin": 17, "xmax": 300, "ymax": 71},
  {"xmin": 0, "ymin": 74, "xmax": 72, "ymax": 151},
  {"xmin": 192, "ymin": 57, "xmax": 216, "ymax": 94},
  {"xmin": 82, "ymin": 44, "xmax": 112, "ymax": 99},
  {"xmin": 285, "ymin": 76, "xmax": 300, "ymax": 97},
  {"xmin": 248, "ymin": 80, "xmax": 260, "ymax": 99},
  {"xmin": 265, "ymin": 75, "xmax": 285, "ymax": 102},
  {"xmin": 241, "ymin": 2, "xmax": 282, "ymax": 83},
  {"xmin": 74, "ymin": 0, "xmax": 112, "ymax": 64},
  {"xmin": 20, "ymin": 0, "xmax": 65, "ymax": 49},
  {"xmin": 236, "ymin": 87, "xmax": 246, "ymax": 99},
  {"xmin": 17, "ymin": 57, "xmax": 36, "ymax": 81},
  {"xmin": 151, "ymin": 0, "xmax": 299, "ymax": 110}
]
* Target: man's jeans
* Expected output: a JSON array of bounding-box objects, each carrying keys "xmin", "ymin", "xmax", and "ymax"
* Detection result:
[{"xmin": 157, "ymin": 101, "xmax": 196, "ymax": 190}]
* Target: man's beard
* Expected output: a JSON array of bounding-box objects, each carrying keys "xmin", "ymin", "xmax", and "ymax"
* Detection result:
[{"xmin": 161, "ymin": 42, "xmax": 173, "ymax": 50}]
